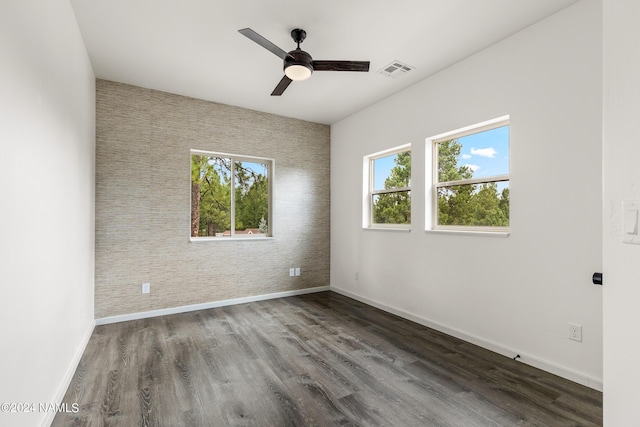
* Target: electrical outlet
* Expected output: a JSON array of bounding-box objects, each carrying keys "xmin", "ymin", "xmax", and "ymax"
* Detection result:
[
  {"xmin": 142, "ymin": 283, "xmax": 150, "ymax": 294},
  {"xmin": 295, "ymin": 267, "xmax": 301, "ymax": 276},
  {"xmin": 289, "ymin": 268, "xmax": 295, "ymax": 277},
  {"xmin": 569, "ymin": 323, "xmax": 582, "ymax": 342}
]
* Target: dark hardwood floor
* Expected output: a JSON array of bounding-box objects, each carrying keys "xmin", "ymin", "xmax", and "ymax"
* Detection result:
[{"xmin": 53, "ymin": 291, "xmax": 602, "ymax": 426}]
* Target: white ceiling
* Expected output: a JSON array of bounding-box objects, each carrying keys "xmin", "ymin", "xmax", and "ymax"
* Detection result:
[{"xmin": 70, "ymin": 0, "xmax": 579, "ymax": 124}]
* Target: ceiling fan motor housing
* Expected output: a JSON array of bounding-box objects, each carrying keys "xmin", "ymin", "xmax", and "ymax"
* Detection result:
[{"xmin": 284, "ymin": 49, "xmax": 313, "ymax": 80}]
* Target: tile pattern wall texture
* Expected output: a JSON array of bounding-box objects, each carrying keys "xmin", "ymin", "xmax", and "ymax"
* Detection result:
[{"xmin": 95, "ymin": 80, "xmax": 330, "ymax": 318}]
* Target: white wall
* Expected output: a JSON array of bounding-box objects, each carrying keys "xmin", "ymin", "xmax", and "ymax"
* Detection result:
[
  {"xmin": 0, "ymin": 1, "xmax": 95, "ymax": 426},
  {"xmin": 331, "ymin": 0, "xmax": 603, "ymax": 389},
  {"xmin": 603, "ymin": 0, "xmax": 640, "ymax": 423}
]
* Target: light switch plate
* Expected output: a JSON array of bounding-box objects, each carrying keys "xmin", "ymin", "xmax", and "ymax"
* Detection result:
[{"xmin": 623, "ymin": 200, "xmax": 640, "ymax": 245}]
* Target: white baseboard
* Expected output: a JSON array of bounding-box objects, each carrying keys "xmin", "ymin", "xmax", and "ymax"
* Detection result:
[
  {"xmin": 330, "ymin": 286, "xmax": 603, "ymax": 392},
  {"xmin": 96, "ymin": 286, "xmax": 330, "ymax": 325},
  {"xmin": 42, "ymin": 319, "xmax": 95, "ymax": 427}
]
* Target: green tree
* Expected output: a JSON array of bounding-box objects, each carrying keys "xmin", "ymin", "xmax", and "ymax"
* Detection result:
[
  {"xmin": 237, "ymin": 176, "xmax": 268, "ymax": 229},
  {"xmin": 191, "ymin": 155, "xmax": 231, "ymax": 237},
  {"xmin": 199, "ymin": 169, "xmax": 230, "ymax": 236},
  {"xmin": 469, "ymin": 183, "xmax": 508, "ymax": 226},
  {"xmin": 373, "ymin": 151, "xmax": 411, "ymax": 224},
  {"xmin": 258, "ymin": 216, "xmax": 268, "ymax": 234},
  {"xmin": 438, "ymin": 139, "xmax": 473, "ymax": 182},
  {"xmin": 437, "ymin": 139, "xmax": 474, "ymax": 226},
  {"xmin": 234, "ymin": 161, "xmax": 268, "ymax": 231},
  {"xmin": 191, "ymin": 155, "xmax": 206, "ymax": 237},
  {"xmin": 436, "ymin": 139, "xmax": 509, "ymax": 227},
  {"xmin": 499, "ymin": 187, "xmax": 510, "ymax": 221}
]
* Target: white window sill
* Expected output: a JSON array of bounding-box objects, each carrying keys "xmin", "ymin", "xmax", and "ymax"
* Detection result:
[
  {"xmin": 190, "ymin": 236, "xmax": 275, "ymax": 242},
  {"xmin": 425, "ymin": 229, "xmax": 510, "ymax": 238},
  {"xmin": 363, "ymin": 226, "xmax": 411, "ymax": 232}
]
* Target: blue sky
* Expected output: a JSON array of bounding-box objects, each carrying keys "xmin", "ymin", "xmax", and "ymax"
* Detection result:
[{"xmin": 456, "ymin": 125, "xmax": 509, "ymax": 179}]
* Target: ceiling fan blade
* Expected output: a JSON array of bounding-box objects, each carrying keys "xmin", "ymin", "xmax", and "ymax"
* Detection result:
[
  {"xmin": 313, "ymin": 60, "xmax": 370, "ymax": 72},
  {"xmin": 271, "ymin": 75, "xmax": 293, "ymax": 96},
  {"xmin": 238, "ymin": 28, "xmax": 289, "ymax": 60}
]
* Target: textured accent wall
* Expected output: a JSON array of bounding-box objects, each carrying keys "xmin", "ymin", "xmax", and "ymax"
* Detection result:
[{"xmin": 96, "ymin": 80, "xmax": 330, "ymax": 318}]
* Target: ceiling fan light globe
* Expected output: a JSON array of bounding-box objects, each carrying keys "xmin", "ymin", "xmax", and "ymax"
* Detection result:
[{"xmin": 285, "ymin": 64, "xmax": 312, "ymax": 81}]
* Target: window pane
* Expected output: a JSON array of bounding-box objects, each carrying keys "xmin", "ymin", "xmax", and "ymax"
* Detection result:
[
  {"xmin": 234, "ymin": 160, "xmax": 269, "ymax": 235},
  {"xmin": 191, "ymin": 155, "xmax": 231, "ymax": 237},
  {"xmin": 437, "ymin": 182, "xmax": 509, "ymax": 227},
  {"xmin": 191, "ymin": 153, "xmax": 272, "ymax": 238},
  {"xmin": 373, "ymin": 190, "xmax": 411, "ymax": 225},
  {"xmin": 373, "ymin": 151, "xmax": 411, "ymax": 191},
  {"xmin": 437, "ymin": 125, "xmax": 509, "ymax": 183}
]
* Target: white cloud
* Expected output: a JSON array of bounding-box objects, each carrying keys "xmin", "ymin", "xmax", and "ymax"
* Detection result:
[
  {"xmin": 461, "ymin": 154, "xmax": 472, "ymax": 159},
  {"xmin": 470, "ymin": 147, "xmax": 497, "ymax": 158},
  {"xmin": 464, "ymin": 164, "xmax": 480, "ymax": 172}
]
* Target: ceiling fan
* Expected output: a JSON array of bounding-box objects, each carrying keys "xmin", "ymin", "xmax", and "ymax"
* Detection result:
[{"xmin": 238, "ymin": 28, "xmax": 370, "ymax": 96}]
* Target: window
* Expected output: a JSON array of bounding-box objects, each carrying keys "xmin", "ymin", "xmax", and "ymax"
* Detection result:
[
  {"xmin": 432, "ymin": 117, "xmax": 509, "ymax": 232},
  {"xmin": 365, "ymin": 145, "xmax": 411, "ymax": 228},
  {"xmin": 191, "ymin": 150, "xmax": 272, "ymax": 239}
]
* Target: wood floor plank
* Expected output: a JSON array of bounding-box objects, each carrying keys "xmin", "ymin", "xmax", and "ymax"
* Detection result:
[{"xmin": 53, "ymin": 291, "xmax": 602, "ymax": 426}]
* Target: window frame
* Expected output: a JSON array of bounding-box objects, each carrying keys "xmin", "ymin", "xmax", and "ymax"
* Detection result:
[
  {"xmin": 430, "ymin": 117, "xmax": 510, "ymax": 234},
  {"xmin": 190, "ymin": 149, "xmax": 274, "ymax": 241},
  {"xmin": 363, "ymin": 144, "xmax": 412, "ymax": 230}
]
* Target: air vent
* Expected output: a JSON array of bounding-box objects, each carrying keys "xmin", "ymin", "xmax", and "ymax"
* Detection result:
[{"xmin": 378, "ymin": 60, "xmax": 415, "ymax": 78}]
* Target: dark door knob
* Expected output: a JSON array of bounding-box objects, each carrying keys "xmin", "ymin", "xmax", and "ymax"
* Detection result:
[{"xmin": 592, "ymin": 272, "xmax": 603, "ymax": 285}]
